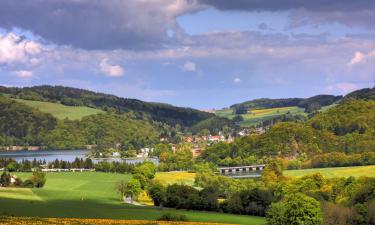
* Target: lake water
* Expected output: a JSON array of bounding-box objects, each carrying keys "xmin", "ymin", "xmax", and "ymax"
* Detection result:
[{"xmin": 0, "ymin": 149, "xmax": 159, "ymax": 164}]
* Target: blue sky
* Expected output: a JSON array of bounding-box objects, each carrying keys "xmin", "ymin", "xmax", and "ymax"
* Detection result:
[{"xmin": 0, "ymin": 1, "xmax": 374, "ymax": 109}]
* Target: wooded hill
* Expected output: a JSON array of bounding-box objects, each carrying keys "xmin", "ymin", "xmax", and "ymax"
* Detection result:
[
  {"xmin": 231, "ymin": 94, "xmax": 342, "ymax": 113},
  {"xmin": 0, "ymin": 85, "xmax": 213, "ymax": 127},
  {"xmin": 343, "ymin": 86, "xmax": 375, "ymax": 101},
  {"xmin": 0, "ymin": 95, "xmax": 159, "ymax": 149},
  {"xmin": 201, "ymin": 98, "xmax": 375, "ymax": 166}
]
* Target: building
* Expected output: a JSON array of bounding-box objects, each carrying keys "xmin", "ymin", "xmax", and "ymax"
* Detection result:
[{"xmin": 191, "ymin": 147, "xmax": 203, "ymax": 158}]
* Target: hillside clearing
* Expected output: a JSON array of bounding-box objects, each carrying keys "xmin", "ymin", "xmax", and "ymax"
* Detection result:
[
  {"xmin": 13, "ymin": 98, "xmax": 104, "ymax": 120},
  {"xmin": 215, "ymin": 106, "xmax": 306, "ymax": 127}
]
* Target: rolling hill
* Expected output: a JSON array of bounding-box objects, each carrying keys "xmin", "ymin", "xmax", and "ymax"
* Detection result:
[{"xmin": 0, "ymin": 85, "xmax": 213, "ymax": 127}]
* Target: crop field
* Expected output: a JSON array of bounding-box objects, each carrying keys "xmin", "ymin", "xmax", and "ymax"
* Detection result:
[
  {"xmin": 285, "ymin": 165, "xmax": 375, "ymax": 178},
  {"xmin": 215, "ymin": 106, "xmax": 306, "ymax": 127},
  {"xmin": 13, "ymin": 98, "xmax": 104, "ymax": 120},
  {"xmin": 0, "ymin": 172, "xmax": 265, "ymax": 225},
  {"xmin": 155, "ymin": 171, "xmax": 196, "ymax": 186}
]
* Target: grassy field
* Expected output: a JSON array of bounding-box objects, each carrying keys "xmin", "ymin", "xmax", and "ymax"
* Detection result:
[
  {"xmin": 13, "ymin": 99, "xmax": 104, "ymax": 120},
  {"xmin": 285, "ymin": 165, "xmax": 375, "ymax": 178},
  {"xmin": 215, "ymin": 106, "xmax": 306, "ymax": 127},
  {"xmin": 0, "ymin": 172, "xmax": 265, "ymax": 225}
]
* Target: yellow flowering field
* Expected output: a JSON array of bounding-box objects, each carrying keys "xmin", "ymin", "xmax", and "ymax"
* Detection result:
[{"xmin": 0, "ymin": 217, "xmax": 237, "ymax": 225}]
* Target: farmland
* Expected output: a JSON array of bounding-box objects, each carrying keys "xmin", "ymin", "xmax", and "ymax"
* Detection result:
[
  {"xmin": 0, "ymin": 172, "xmax": 265, "ymax": 225},
  {"xmin": 13, "ymin": 98, "xmax": 104, "ymax": 120},
  {"xmin": 215, "ymin": 106, "xmax": 306, "ymax": 127},
  {"xmin": 285, "ymin": 165, "xmax": 375, "ymax": 178}
]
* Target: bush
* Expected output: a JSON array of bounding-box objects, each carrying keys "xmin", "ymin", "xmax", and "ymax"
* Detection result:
[
  {"xmin": 157, "ymin": 213, "xmax": 188, "ymax": 221},
  {"xmin": 267, "ymin": 193, "xmax": 323, "ymax": 225},
  {"xmin": 22, "ymin": 179, "xmax": 35, "ymax": 188}
]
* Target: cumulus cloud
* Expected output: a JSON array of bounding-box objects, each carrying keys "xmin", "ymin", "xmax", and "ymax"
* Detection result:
[
  {"xmin": 99, "ymin": 58, "xmax": 125, "ymax": 77},
  {"xmin": 348, "ymin": 51, "xmax": 365, "ymax": 65},
  {"xmin": 0, "ymin": 0, "xmax": 203, "ymax": 50},
  {"xmin": 14, "ymin": 70, "xmax": 33, "ymax": 78},
  {"xmin": 0, "ymin": 33, "xmax": 42, "ymax": 64},
  {"xmin": 348, "ymin": 50, "xmax": 375, "ymax": 66},
  {"xmin": 182, "ymin": 61, "xmax": 196, "ymax": 72},
  {"xmin": 233, "ymin": 77, "xmax": 241, "ymax": 83}
]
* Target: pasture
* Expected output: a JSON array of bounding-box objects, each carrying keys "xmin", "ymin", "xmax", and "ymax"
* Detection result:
[
  {"xmin": 13, "ymin": 98, "xmax": 104, "ymax": 120},
  {"xmin": 215, "ymin": 106, "xmax": 306, "ymax": 127},
  {"xmin": 285, "ymin": 165, "xmax": 375, "ymax": 178},
  {"xmin": 0, "ymin": 172, "xmax": 265, "ymax": 225}
]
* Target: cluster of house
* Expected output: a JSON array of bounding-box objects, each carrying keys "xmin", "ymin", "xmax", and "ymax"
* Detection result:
[{"xmin": 184, "ymin": 134, "xmax": 232, "ymax": 144}]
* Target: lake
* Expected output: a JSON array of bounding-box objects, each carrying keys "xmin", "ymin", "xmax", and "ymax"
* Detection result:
[{"xmin": 0, "ymin": 149, "xmax": 159, "ymax": 164}]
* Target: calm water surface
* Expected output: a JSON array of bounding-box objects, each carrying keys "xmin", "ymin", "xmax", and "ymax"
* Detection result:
[{"xmin": 0, "ymin": 149, "xmax": 158, "ymax": 164}]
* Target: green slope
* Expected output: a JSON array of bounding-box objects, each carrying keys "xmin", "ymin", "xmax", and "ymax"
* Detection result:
[
  {"xmin": 285, "ymin": 165, "xmax": 375, "ymax": 178},
  {"xmin": 13, "ymin": 98, "xmax": 104, "ymax": 120},
  {"xmin": 0, "ymin": 172, "xmax": 265, "ymax": 225},
  {"xmin": 216, "ymin": 106, "xmax": 306, "ymax": 127}
]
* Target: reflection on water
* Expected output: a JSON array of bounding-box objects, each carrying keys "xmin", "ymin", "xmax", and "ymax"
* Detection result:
[{"xmin": 0, "ymin": 149, "xmax": 159, "ymax": 164}]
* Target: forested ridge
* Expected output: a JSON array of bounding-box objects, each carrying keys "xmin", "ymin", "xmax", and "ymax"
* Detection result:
[
  {"xmin": 0, "ymin": 85, "xmax": 213, "ymax": 127},
  {"xmin": 0, "ymin": 95, "xmax": 158, "ymax": 149},
  {"xmin": 231, "ymin": 94, "xmax": 342, "ymax": 114}
]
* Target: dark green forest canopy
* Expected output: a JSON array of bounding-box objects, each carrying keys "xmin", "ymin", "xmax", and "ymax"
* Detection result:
[
  {"xmin": 343, "ymin": 86, "xmax": 375, "ymax": 101},
  {"xmin": 201, "ymin": 99, "xmax": 375, "ymax": 165},
  {"xmin": 0, "ymin": 85, "xmax": 213, "ymax": 127},
  {"xmin": 0, "ymin": 95, "xmax": 159, "ymax": 149},
  {"xmin": 230, "ymin": 95, "xmax": 342, "ymax": 112}
]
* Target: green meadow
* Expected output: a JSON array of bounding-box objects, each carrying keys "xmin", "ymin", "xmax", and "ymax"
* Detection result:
[
  {"xmin": 215, "ymin": 106, "xmax": 306, "ymax": 127},
  {"xmin": 13, "ymin": 99, "xmax": 104, "ymax": 120},
  {"xmin": 285, "ymin": 165, "xmax": 375, "ymax": 178},
  {"xmin": 0, "ymin": 172, "xmax": 265, "ymax": 225}
]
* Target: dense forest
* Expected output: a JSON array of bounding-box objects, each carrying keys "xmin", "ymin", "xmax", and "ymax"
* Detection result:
[
  {"xmin": 0, "ymin": 85, "xmax": 213, "ymax": 127},
  {"xmin": 201, "ymin": 99, "xmax": 375, "ymax": 166},
  {"xmin": 231, "ymin": 94, "xmax": 342, "ymax": 114},
  {"xmin": 0, "ymin": 95, "xmax": 158, "ymax": 149},
  {"xmin": 343, "ymin": 86, "xmax": 375, "ymax": 101}
]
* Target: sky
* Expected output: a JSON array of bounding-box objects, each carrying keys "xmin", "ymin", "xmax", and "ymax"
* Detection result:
[{"xmin": 0, "ymin": 0, "xmax": 374, "ymax": 109}]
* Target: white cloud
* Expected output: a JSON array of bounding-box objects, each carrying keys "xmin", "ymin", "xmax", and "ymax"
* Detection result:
[
  {"xmin": 182, "ymin": 61, "xmax": 196, "ymax": 72},
  {"xmin": 14, "ymin": 70, "xmax": 33, "ymax": 78},
  {"xmin": 99, "ymin": 58, "xmax": 125, "ymax": 77},
  {"xmin": 233, "ymin": 77, "xmax": 241, "ymax": 83},
  {"xmin": 0, "ymin": 33, "xmax": 42, "ymax": 65},
  {"xmin": 348, "ymin": 51, "xmax": 365, "ymax": 65}
]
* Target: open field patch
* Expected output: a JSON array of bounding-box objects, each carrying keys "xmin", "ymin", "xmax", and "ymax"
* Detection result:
[
  {"xmin": 13, "ymin": 98, "xmax": 104, "ymax": 120},
  {"xmin": 215, "ymin": 106, "xmax": 306, "ymax": 127},
  {"xmin": 285, "ymin": 165, "xmax": 375, "ymax": 178}
]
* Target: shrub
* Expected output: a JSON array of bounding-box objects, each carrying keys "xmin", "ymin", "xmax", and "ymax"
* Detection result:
[{"xmin": 157, "ymin": 213, "xmax": 188, "ymax": 221}]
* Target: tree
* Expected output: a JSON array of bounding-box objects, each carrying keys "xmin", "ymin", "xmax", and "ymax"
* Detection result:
[
  {"xmin": 124, "ymin": 179, "xmax": 142, "ymax": 203},
  {"xmin": 266, "ymin": 193, "xmax": 323, "ymax": 225},
  {"xmin": 0, "ymin": 172, "xmax": 11, "ymax": 187},
  {"xmin": 30, "ymin": 170, "xmax": 46, "ymax": 188},
  {"xmin": 115, "ymin": 180, "xmax": 128, "ymax": 201},
  {"xmin": 148, "ymin": 182, "xmax": 166, "ymax": 206}
]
